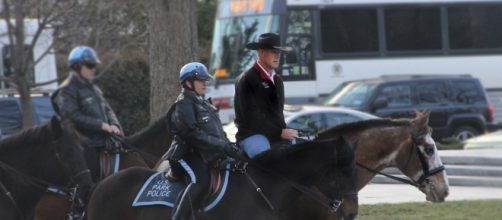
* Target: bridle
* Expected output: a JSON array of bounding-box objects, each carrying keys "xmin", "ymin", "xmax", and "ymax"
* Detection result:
[
  {"xmin": 356, "ymin": 126, "xmax": 445, "ymax": 188},
  {"xmin": 409, "ymin": 127, "xmax": 445, "ymax": 186}
]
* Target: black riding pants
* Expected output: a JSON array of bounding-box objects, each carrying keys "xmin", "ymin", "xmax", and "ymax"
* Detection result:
[
  {"xmin": 171, "ymin": 151, "xmax": 210, "ymax": 209},
  {"xmin": 83, "ymin": 146, "xmax": 102, "ymax": 182}
]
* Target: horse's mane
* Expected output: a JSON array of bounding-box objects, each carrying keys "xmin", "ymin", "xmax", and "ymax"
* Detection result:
[
  {"xmin": 253, "ymin": 138, "xmax": 349, "ymax": 165},
  {"xmin": 318, "ymin": 118, "xmax": 412, "ymax": 139},
  {"xmin": 126, "ymin": 115, "xmax": 168, "ymax": 145},
  {"xmin": 0, "ymin": 160, "xmax": 39, "ymax": 187},
  {"xmin": 0, "ymin": 122, "xmax": 55, "ymax": 152},
  {"xmin": 253, "ymin": 141, "xmax": 320, "ymax": 163}
]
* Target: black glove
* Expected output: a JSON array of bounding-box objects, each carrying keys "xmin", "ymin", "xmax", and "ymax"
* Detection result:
[{"xmin": 224, "ymin": 143, "xmax": 248, "ymax": 161}]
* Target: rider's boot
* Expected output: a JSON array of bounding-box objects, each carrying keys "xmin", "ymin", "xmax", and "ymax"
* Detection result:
[{"xmin": 171, "ymin": 183, "xmax": 195, "ymax": 220}]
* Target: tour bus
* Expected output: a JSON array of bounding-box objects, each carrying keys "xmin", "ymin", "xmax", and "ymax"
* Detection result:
[
  {"xmin": 207, "ymin": 0, "xmax": 502, "ymax": 124},
  {"xmin": 0, "ymin": 19, "xmax": 58, "ymax": 90}
]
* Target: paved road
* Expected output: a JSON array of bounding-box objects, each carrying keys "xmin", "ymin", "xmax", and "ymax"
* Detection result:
[{"xmin": 359, "ymin": 184, "xmax": 502, "ymax": 205}]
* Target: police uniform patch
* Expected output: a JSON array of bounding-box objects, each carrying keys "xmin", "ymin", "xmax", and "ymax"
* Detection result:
[{"xmin": 84, "ymin": 97, "xmax": 93, "ymax": 104}]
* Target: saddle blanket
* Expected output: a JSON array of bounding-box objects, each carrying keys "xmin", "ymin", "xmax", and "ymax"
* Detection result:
[
  {"xmin": 132, "ymin": 164, "xmax": 230, "ymax": 211},
  {"xmin": 132, "ymin": 172, "xmax": 185, "ymax": 207}
]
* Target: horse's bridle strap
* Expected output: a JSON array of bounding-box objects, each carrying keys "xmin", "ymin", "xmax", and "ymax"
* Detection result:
[
  {"xmin": 0, "ymin": 180, "xmax": 24, "ymax": 219},
  {"xmin": 356, "ymin": 162, "xmax": 419, "ymax": 187}
]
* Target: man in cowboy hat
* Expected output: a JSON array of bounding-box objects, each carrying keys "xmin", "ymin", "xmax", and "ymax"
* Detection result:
[{"xmin": 233, "ymin": 33, "xmax": 299, "ymax": 158}]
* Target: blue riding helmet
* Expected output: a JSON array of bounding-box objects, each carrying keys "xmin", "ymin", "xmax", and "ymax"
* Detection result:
[
  {"xmin": 68, "ymin": 46, "xmax": 101, "ymax": 67},
  {"xmin": 179, "ymin": 62, "xmax": 213, "ymax": 83}
]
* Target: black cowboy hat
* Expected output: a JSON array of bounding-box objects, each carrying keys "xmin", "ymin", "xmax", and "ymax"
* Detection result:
[{"xmin": 246, "ymin": 33, "xmax": 292, "ymax": 52}]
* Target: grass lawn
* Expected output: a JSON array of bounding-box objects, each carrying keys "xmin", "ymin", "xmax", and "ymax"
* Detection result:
[{"xmin": 357, "ymin": 199, "xmax": 502, "ymax": 220}]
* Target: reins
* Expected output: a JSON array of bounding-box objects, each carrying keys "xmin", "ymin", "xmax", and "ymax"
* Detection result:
[
  {"xmin": 108, "ymin": 133, "xmax": 161, "ymax": 166},
  {"xmin": 0, "ymin": 179, "xmax": 24, "ymax": 219}
]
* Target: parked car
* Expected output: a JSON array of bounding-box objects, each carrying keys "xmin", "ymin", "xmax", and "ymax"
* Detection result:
[
  {"xmin": 223, "ymin": 105, "xmax": 378, "ymax": 142},
  {"xmin": 323, "ymin": 74, "xmax": 495, "ymax": 142},
  {"xmin": 463, "ymin": 131, "xmax": 502, "ymax": 150},
  {"xmin": 0, "ymin": 89, "xmax": 55, "ymax": 139}
]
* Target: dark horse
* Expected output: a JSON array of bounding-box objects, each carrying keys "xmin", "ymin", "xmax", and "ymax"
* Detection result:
[
  {"xmin": 87, "ymin": 137, "xmax": 357, "ymax": 220},
  {"xmin": 34, "ymin": 115, "xmax": 174, "ymax": 220},
  {"xmin": 288, "ymin": 111, "xmax": 450, "ymax": 220},
  {"xmin": 0, "ymin": 116, "xmax": 92, "ymax": 220}
]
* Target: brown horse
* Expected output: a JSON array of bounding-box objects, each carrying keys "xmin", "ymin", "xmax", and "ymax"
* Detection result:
[
  {"xmin": 0, "ymin": 116, "xmax": 92, "ymax": 220},
  {"xmin": 86, "ymin": 137, "xmax": 358, "ymax": 220},
  {"xmin": 34, "ymin": 115, "xmax": 173, "ymax": 220},
  {"xmin": 287, "ymin": 111, "xmax": 449, "ymax": 220}
]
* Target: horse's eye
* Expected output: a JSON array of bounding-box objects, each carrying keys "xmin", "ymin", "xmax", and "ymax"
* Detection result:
[{"xmin": 424, "ymin": 146, "xmax": 434, "ymax": 156}]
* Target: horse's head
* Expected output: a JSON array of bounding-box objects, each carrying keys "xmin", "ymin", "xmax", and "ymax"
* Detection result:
[
  {"xmin": 396, "ymin": 111, "xmax": 449, "ymax": 202},
  {"xmin": 48, "ymin": 116, "xmax": 94, "ymax": 190},
  {"xmin": 0, "ymin": 116, "xmax": 94, "ymax": 211},
  {"xmin": 316, "ymin": 137, "xmax": 358, "ymax": 220}
]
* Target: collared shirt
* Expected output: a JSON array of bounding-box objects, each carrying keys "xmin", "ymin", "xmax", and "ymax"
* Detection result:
[{"xmin": 256, "ymin": 61, "xmax": 275, "ymax": 84}]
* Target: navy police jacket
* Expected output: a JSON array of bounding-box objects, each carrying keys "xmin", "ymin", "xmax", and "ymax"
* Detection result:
[
  {"xmin": 234, "ymin": 62, "xmax": 287, "ymax": 145},
  {"xmin": 165, "ymin": 89, "xmax": 230, "ymax": 163},
  {"xmin": 52, "ymin": 72, "xmax": 120, "ymax": 147}
]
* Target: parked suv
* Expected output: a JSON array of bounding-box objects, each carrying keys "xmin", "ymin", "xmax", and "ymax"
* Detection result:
[
  {"xmin": 323, "ymin": 75, "xmax": 495, "ymax": 141},
  {"xmin": 0, "ymin": 89, "xmax": 55, "ymax": 139}
]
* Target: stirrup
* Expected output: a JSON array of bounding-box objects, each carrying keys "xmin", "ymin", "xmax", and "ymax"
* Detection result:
[{"xmin": 68, "ymin": 210, "xmax": 85, "ymax": 220}]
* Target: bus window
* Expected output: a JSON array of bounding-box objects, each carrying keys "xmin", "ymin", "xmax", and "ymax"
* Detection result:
[
  {"xmin": 320, "ymin": 8, "xmax": 378, "ymax": 53},
  {"xmin": 385, "ymin": 6, "xmax": 441, "ymax": 51},
  {"xmin": 448, "ymin": 4, "xmax": 502, "ymax": 50},
  {"xmin": 283, "ymin": 9, "xmax": 314, "ymax": 80},
  {"xmin": 209, "ymin": 15, "xmax": 280, "ymax": 80}
]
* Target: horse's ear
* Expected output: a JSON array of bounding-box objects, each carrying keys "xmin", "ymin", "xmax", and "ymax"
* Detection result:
[
  {"xmin": 412, "ymin": 111, "xmax": 430, "ymax": 130},
  {"xmin": 50, "ymin": 116, "xmax": 63, "ymax": 138}
]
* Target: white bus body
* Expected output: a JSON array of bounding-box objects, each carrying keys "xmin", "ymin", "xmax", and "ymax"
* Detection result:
[
  {"xmin": 0, "ymin": 19, "xmax": 58, "ymax": 90},
  {"xmin": 208, "ymin": 0, "xmax": 502, "ymax": 123}
]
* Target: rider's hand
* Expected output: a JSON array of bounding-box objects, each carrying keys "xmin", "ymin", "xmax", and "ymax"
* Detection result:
[
  {"xmin": 281, "ymin": 128, "xmax": 299, "ymax": 141},
  {"xmin": 110, "ymin": 124, "xmax": 123, "ymax": 136},
  {"xmin": 101, "ymin": 123, "xmax": 122, "ymax": 135},
  {"xmin": 224, "ymin": 143, "xmax": 247, "ymax": 160}
]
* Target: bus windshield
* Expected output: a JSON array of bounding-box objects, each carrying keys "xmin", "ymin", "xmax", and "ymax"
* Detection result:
[{"xmin": 209, "ymin": 14, "xmax": 279, "ymax": 81}]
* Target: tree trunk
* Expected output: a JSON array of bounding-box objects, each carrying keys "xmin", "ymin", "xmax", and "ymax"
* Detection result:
[
  {"xmin": 147, "ymin": 0, "xmax": 199, "ymax": 121},
  {"xmin": 16, "ymin": 79, "xmax": 34, "ymax": 128},
  {"xmin": 11, "ymin": 0, "xmax": 34, "ymax": 128}
]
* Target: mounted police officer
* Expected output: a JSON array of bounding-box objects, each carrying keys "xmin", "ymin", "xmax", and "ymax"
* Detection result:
[
  {"xmin": 165, "ymin": 62, "xmax": 243, "ymax": 220},
  {"xmin": 51, "ymin": 46, "xmax": 122, "ymax": 219}
]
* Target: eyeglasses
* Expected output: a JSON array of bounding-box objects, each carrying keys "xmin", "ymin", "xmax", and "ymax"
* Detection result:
[{"xmin": 84, "ymin": 63, "xmax": 97, "ymax": 69}]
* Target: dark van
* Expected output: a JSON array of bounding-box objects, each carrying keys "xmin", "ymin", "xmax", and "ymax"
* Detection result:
[
  {"xmin": 0, "ymin": 89, "xmax": 55, "ymax": 139},
  {"xmin": 323, "ymin": 75, "xmax": 495, "ymax": 141}
]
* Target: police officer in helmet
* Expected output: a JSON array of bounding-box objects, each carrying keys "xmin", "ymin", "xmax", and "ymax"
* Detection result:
[
  {"xmin": 165, "ymin": 62, "xmax": 243, "ymax": 220},
  {"xmin": 52, "ymin": 46, "xmax": 122, "ymax": 219}
]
